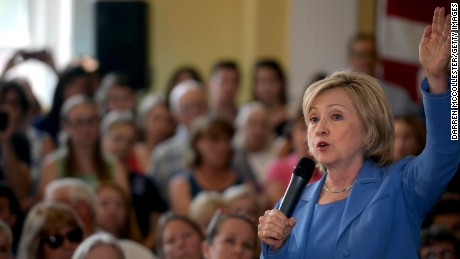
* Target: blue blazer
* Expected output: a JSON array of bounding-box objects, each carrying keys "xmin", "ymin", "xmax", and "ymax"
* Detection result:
[{"xmin": 261, "ymin": 79, "xmax": 460, "ymax": 259}]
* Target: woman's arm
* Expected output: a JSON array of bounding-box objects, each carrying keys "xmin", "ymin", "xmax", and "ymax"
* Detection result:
[{"xmin": 168, "ymin": 176, "xmax": 192, "ymax": 215}]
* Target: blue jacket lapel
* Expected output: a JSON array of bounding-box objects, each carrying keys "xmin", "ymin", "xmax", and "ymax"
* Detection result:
[{"xmin": 337, "ymin": 159, "xmax": 382, "ymax": 238}]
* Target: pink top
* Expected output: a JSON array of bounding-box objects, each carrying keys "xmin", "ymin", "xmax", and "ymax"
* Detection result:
[{"xmin": 266, "ymin": 153, "xmax": 322, "ymax": 190}]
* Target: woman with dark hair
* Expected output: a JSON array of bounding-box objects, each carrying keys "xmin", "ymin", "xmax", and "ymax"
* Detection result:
[
  {"xmin": 38, "ymin": 95, "xmax": 129, "ymax": 196},
  {"xmin": 252, "ymin": 59, "xmax": 289, "ymax": 136},
  {"xmin": 0, "ymin": 80, "xmax": 55, "ymax": 202},
  {"xmin": 168, "ymin": 116, "xmax": 244, "ymax": 215},
  {"xmin": 33, "ymin": 65, "xmax": 90, "ymax": 145},
  {"xmin": 165, "ymin": 66, "xmax": 203, "ymax": 108}
]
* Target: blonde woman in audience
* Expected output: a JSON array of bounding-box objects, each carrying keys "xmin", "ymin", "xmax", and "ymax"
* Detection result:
[
  {"xmin": 189, "ymin": 191, "xmax": 227, "ymax": 233},
  {"xmin": 38, "ymin": 95, "xmax": 129, "ymax": 197},
  {"xmin": 156, "ymin": 212, "xmax": 204, "ymax": 259},
  {"xmin": 202, "ymin": 209, "xmax": 258, "ymax": 259},
  {"xmin": 0, "ymin": 220, "xmax": 12, "ymax": 259},
  {"xmin": 135, "ymin": 94, "xmax": 175, "ymax": 173},
  {"xmin": 72, "ymin": 232, "xmax": 125, "ymax": 259},
  {"xmin": 18, "ymin": 201, "xmax": 85, "ymax": 259}
]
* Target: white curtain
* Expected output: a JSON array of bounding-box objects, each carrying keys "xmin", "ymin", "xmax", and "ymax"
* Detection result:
[{"xmin": 0, "ymin": 0, "xmax": 73, "ymax": 109}]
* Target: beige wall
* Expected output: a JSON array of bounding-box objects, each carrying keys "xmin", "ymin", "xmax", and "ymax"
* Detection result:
[
  {"xmin": 147, "ymin": 0, "xmax": 288, "ymax": 103},
  {"xmin": 147, "ymin": 0, "xmax": 374, "ymax": 102}
]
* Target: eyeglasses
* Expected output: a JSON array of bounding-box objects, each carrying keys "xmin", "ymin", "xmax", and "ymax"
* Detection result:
[{"xmin": 41, "ymin": 227, "xmax": 83, "ymax": 249}]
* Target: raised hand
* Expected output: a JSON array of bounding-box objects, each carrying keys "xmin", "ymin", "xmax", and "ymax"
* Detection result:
[
  {"xmin": 419, "ymin": 7, "xmax": 451, "ymax": 93},
  {"xmin": 258, "ymin": 209, "xmax": 296, "ymax": 251}
]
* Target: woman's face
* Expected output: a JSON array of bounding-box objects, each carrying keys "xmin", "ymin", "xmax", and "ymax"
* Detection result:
[
  {"xmin": 393, "ymin": 119, "xmax": 421, "ymax": 161},
  {"xmin": 106, "ymin": 85, "xmax": 136, "ymax": 113},
  {"xmin": 85, "ymin": 245, "xmax": 123, "ymax": 259},
  {"xmin": 103, "ymin": 123, "xmax": 137, "ymax": 162},
  {"xmin": 196, "ymin": 134, "xmax": 232, "ymax": 169},
  {"xmin": 63, "ymin": 77, "xmax": 88, "ymax": 101},
  {"xmin": 41, "ymin": 225, "xmax": 83, "ymax": 259},
  {"xmin": 96, "ymin": 187, "xmax": 127, "ymax": 237},
  {"xmin": 292, "ymin": 119, "xmax": 309, "ymax": 157},
  {"xmin": 254, "ymin": 67, "xmax": 282, "ymax": 106},
  {"xmin": 162, "ymin": 219, "xmax": 203, "ymax": 259},
  {"xmin": 204, "ymin": 218, "xmax": 256, "ymax": 259},
  {"xmin": 144, "ymin": 104, "xmax": 175, "ymax": 143},
  {"xmin": 243, "ymin": 109, "xmax": 271, "ymax": 152},
  {"xmin": 64, "ymin": 104, "xmax": 100, "ymax": 148},
  {"xmin": 306, "ymin": 87, "xmax": 366, "ymax": 170}
]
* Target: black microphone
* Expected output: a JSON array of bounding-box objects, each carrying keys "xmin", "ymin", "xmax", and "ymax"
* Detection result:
[{"xmin": 278, "ymin": 157, "xmax": 316, "ymax": 217}]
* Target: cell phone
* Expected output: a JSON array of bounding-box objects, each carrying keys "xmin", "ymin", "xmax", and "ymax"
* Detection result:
[{"xmin": 0, "ymin": 111, "xmax": 8, "ymax": 132}]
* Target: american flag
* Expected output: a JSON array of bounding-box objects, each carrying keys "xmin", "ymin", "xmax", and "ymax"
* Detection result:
[{"xmin": 377, "ymin": 0, "xmax": 451, "ymax": 102}]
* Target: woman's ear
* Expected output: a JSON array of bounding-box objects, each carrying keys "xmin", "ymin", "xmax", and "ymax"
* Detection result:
[{"xmin": 202, "ymin": 240, "xmax": 210, "ymax": 259}]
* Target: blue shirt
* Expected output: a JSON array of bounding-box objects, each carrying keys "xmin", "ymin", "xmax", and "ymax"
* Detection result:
[{"xmin": 305, "ymin": 198, "xmax": 347, "ymax": 258}]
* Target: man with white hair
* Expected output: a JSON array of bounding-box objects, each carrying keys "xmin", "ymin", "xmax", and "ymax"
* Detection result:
[
  {"xmin": 149, "ymin": 80, "xmax": 208, "ymax": 203},
  {"xmin": 44, "ymin": 178, "xmax": 97, "ymax": 235}
]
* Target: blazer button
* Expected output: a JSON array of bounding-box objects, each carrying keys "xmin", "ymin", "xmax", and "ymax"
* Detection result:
[{"xmin": 342, "ymin": 249, "xmax": 350, "ymax": 257}]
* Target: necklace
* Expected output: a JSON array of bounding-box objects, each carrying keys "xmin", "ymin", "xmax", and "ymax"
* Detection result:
[{"xmin": 322, "ymin": 182, "xmax": 353, "ymax": 193}]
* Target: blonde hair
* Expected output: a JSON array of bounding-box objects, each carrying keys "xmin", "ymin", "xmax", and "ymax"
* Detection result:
[
  {"xmin": 303, "ymin": 70, "xmax": 394, "ymax": 169},
  {"xmin": 18, "ymin": 201, "xmax": 84, "ymax": 259}
]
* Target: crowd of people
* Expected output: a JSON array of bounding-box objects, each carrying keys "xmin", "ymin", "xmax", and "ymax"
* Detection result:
[{"xmin": 0, "ymin": 7, "xmax": 458, "ymax": 258}]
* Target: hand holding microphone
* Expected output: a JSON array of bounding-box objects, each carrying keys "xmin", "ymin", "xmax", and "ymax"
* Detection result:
[{"xmin": 258, "ymin": 157, "xmax": 316, "ymax": 250}]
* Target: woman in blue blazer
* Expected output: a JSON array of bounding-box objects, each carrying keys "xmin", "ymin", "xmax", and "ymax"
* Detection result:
[{"xmin": 258, "ymin": 7, "xmax": 459, "ymax": 259}]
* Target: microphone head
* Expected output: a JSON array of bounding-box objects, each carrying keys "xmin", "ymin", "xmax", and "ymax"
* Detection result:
[{"xmin": 292, "ymin": 157, "xmax": 316, "ymax": 179}]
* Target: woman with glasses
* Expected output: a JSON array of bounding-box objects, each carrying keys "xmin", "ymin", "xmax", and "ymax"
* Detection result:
[
  {"xmin": 38, "ymin": 95, "xmax": 129, "ymax": 197},
  {"xmin": 203, "ymin": 209, "xmax": 258, "ymax": 259},
  {"xmin": 18, "ymin": 201, "xmax": 85, "ymax": 259}
]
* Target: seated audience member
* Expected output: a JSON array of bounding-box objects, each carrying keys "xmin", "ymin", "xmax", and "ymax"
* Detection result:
[
  {"xmin": 101, "ymin": 110, "xmax": 167, "ymax": 249},
  {"xmin": 222, "ymin": 184, "xmax": 261, "ymax": 219},
  {"xmin": 165, "ymin": 66, "xmax": 203, "ymax": 108},
  {"xmin": 72, "ymin": 232, "xmax": 125, "ymax": 259},
  {"xmin": 233, "ymin": 101, "xmax": 276, "ymax": 189},
  {"xmin": 0, "ymin": 80, "xmax": 54, "ymax": 204},
  {"xmin": 393, "ymin": 115, "xmax": 426, "ymax": 161},
  {"xmin": 149, "ymin": 80, "xmax": 208, "ymax": 202},
  {"xmin": 189, "ymin": 191, "xmax": 227, "ymax": 233},
  {"xmin": 34, "ymin": 65, "xmax": 91, "ymax": 145},
  {"xmin": 208, "ymin": 60, "xmax": 240, "ymax": 122},
  {"xmin": 18, "ymin": 201, "xmax": 85, "ymax": 259},
  {"xmin": 202, "ymin": 209, "xmax": 258, "ymax": 259},
  {"xmin": 264, "ymin": 110, "xmax": 322, "ymax": 208},
  {"xmin": 44, "ymin": 178, "xmax": 97, "ymax": 236},
  {"xmin": 0, "ymin": 183, "xmax": 23, "ymax": 255},
  {"xmin": 135, "ymin": 94, "xmax": 175, "ymax": 172},
  {"xmin": 346, "ymin": 33, "xmax": 416, "ymax": 117},
  {"xmin": 96, "ymin": 72, "xmax": 136, "ymax": 114},
  {"xmin": 420, "ymin": 225, "xmax": 460, "ymax": 259},
  {"xmin": 252, "ymin": 59, "xmax": 289, "ymax": 136},
  {"xmin": 156, "ymin": 212, "xmax": 204, "ymax": 259},
  {"xmin": 0, "ymin": 220, "xmax": 13, "ymax": 259},
  {"xmin": 38, "ymin": 95, "xmax": 129, "ymax": 196},
  {"xmin": 426, "ymin": 200, "xmax": 460, "ymax": 241},
  {"xmin": 168, "ymin": 116, "xmax": 244, "ymax": 215},
  {"xmin": 95, "ymin": 182, "xmax": 141, "ymax": 242}
]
